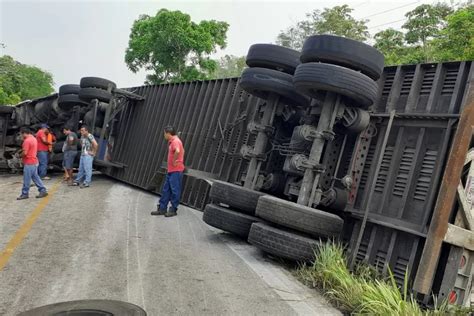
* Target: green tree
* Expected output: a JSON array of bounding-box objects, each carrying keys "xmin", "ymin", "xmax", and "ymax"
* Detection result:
[
  {"xmin": 402, "ymin": 3, "xmax": 453, "ymax": 61},
  {"xmin": 125, "ymin": 9, "xmax": 229, "ymax": 84},
  {"xmin": 0, "ymin": 55, "xmax": 54, "ymax": 105},
  {"xmin": 276, "ymin": 5, "xmax": 368, "ymax": 50},
  {"xmin": 213, "ymin": 55, "xmax": 246, "ymax": 79},
  {"xmin": 373, "ymin": 28, "xmax": 425, "ymax": 65},
  {"xmin": 432, "ymin": 5, "xmax": 474, "ymax": 61}
]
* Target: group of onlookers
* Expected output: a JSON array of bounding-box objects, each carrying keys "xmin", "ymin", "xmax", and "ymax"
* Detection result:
[
  {"xmin": 17, "ymin": 123, "xmax": 185, "ymax": 219},
  {"xmin": 17, "ymin": 124, "xmax": 98, "ymax": 200}
]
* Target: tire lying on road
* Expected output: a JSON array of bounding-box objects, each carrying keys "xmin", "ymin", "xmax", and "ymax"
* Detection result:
[
  {"xmin": 58, "ymin": 94, "xmax": 89, "ymax": 110},
  {"xmin": 248, "ymin": 222, "xmax": 321, "ymax": 262},
  {"xmin": 256, "ymin": 195, "xmax": 343, "ymax": 239},
  {"xmin": 293, "ymin": 62, "xmax": 378, "ymax": 108},
  {"xmin": 240, "ymin": 67, "xmax": 310, "ymax": 108},
  {"xmin": 80, "ymin": 76, "xmax": 117, "ymax": 90},
  {"xmin": 19, "ymin": 299, "xmax": 146, "ymax": 316},
  {"xmin": 209, "ymin": 180, "xmax": 265, "ymax": 215},
  {"xmin": 300, "ymin": 35, "xmax": 385, "ymax": 81},
  {"xmin": 246, "ymin": 44, "xmax": 301, "ymax": 75},
  {"xmin": 59, "ymin": 84, "xmax": 81, "ymax": 95},
  {"xmin": 79, "ymin": 87, "xmax": 113, "ymax": 103},
  {"xmin": 203, "ymin": 204, "xmax": 261, "ymax": 239}
]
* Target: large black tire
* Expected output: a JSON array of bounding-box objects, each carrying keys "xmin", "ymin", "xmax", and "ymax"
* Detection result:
[
  {"xmin": 256, "ymin": 195, "xmax": 343, "ymax": 238},
  {"xmin": 80, "ymin": 77, "xmax": 117, "ymax": 90},
  {"xmin": 210, "ymin": 181, "xmax": 265, "ymax": 215},
  {"xmin": 248, "ymin": 222, "xmax": 321, "ymax": 262},
  {"xmin": 300, "ymin": 35, "xmax": 385, "ymax": 81},
  {"xmin": 79, "ymin": 87, "xmax": 112, "ymax": 103},
  {"xmin": 19, "ymin": 299, "xmax": 146, "ymax": 316},
  {"xmin": 294, "ymin": 63, "xmax": 378, "ymax": 108},
  {"xmin": 203, "ymin": 204, "xmax": 261, "ymax": 238},
  {"xmin": 58, "ymin": 94, "xmax": 89, "ymax": 110},
  {"xmin": 34, "ymin": 100, "xmax": 53, "ymax": 121},
  {"xmin": 58, "ymin": 84, "xmax": 81, "ymax": 96},
  {"xmin": 84, "ymin": 109, "xmax": 105, "ymax": 127},
  {"xmin": 240, "ymin": 68, "xmax": 310, "ymax": 107},
  {"xmin": 246, "ymin": 44, "xmax": 301, "ymax": 75},
  {"xmin": 53, "ymin": 141, "xmax": 64, "ymax": 153}
]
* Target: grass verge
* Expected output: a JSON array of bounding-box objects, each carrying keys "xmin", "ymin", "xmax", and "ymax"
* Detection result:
[{"xmin": 296, "ymin": 241, "xmax": 470, "ymax": 315}]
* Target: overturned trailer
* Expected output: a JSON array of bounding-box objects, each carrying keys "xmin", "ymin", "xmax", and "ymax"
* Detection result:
[{"xmin": 0, "ymin": 48, "xmax": 472, "ymax": 307}]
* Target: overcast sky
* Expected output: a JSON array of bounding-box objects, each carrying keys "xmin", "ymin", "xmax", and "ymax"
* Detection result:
[{"xmin": 1, "ymin": 0, "xmax": 446, "ymax": 90}]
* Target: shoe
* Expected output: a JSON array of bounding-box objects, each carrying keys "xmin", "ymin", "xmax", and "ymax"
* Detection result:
[
  {"xmin": 71, "ymin": 182, "xmax": 80, "ymax": 186},
  {"xmin": 42, "ymin": 176, "xmax": 51, "ymax": 180},
  {"xmin": 80, "ymin": 183, "xmax": 90, "ymax": 189},
  {"xmin": 36, "ymin": 192, "xmax": 48, "ymax": 198},
  {"xmin": 17, "ymin": 195, "xmax": 29, "ymax": 200},
  {"xmin": 165, "ymin": 211, "xmax": 177, "ymax": 217},
  {"xmin": 151, "ymin": 208, "xmax": 167, "ymax": 216}
]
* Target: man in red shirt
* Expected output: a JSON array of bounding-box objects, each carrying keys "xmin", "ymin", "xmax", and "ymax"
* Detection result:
[
  {"xmin": 17, "ymin": 127, "xmax": 48, "ymax": 200},
  {"xmin": 36, "ymin": 123, "xmax": 52, "ymax": 180},
  {"xmin": 151, "ymin": 126, "xmax": 185, "ymax": 217}
]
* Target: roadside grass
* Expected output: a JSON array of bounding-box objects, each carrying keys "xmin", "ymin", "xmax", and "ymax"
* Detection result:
[{"xmin": 296, "ymin": 241, "xmax": 470, "ymax": 315}]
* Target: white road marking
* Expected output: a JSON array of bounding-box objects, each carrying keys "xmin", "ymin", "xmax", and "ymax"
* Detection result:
[{"xmin": 134, "ymin": 193, "xmax": 147, "ymax": 312}]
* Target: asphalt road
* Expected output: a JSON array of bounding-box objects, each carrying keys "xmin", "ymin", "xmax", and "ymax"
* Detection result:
[{"xmin": 0, "ymin": 174, "xmax": 340, "ymax": 315}]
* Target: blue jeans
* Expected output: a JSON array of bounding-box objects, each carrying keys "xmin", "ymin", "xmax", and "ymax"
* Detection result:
[
  {"xmin": 158, "ymin": 172, "xmax": 183, "ymax": 211},
  {"xmin": 75, "ymin": 155, "xmax": 93, "ymax": 185},
  {"xmin": 22, "ymin": 164, "xmax": 47, "ymax": 196},
  {"xmin": 37, "ymin": 151, "xmax": 49, "ymax": 178}
]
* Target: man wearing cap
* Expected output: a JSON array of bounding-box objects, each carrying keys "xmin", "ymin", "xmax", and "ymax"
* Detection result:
[{"xmin": 36, "ymin": 123, "xmax": 52, "ymax": 180}]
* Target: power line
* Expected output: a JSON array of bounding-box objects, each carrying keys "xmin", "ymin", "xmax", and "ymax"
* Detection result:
[
  {"xmin": 368, "ymin": 18, "xmax": 407, "ymax": 30},
  {"xmin": 362, "ymin": 1, "xmax": 420, "ymax": 19}
]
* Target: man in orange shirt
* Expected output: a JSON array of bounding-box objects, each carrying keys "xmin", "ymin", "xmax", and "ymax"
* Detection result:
[
  {"xmin": 17, "ymin": 127, "xmax": 48, "ymax": 200},
  {"xmin": 151, "ymin": 126, "xmax": 185, "ymax": 218}
]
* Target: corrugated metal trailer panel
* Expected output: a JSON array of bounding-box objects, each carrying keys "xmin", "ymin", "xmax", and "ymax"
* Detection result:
[
  {"xmin": 344, "ymin": 61, "xmax": 473, "ymax": 287},
  {"xmin": 107, "ymin": 78, "xmax": 258, "ymax": 209}
]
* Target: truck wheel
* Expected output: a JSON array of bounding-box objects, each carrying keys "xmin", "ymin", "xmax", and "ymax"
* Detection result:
[
  {"xmin": 19, "ymin": 299, "xmax": 146, "ymax": 316},
  {"xmin": 59, "ymin": 84, "xmax": 81, "ymax": 95},
  {"xmin": 209, "ymin": 180, "xmax": 265, "ymax": 215},
  {"xmin": 293, "ymin": 62, "xmax": 378, "ymax": 108},
  {"xmin": 79, "ymin": 87, "xmax": 112, "ymax": 103},
  {"xmin": 58, "ymin": 94, "xmax": 89, "ymax": 110},
  {"xmin": 256, "ymin": 195, "xmax": 343, "ymax": 238},
  {"xmin": 246, "ymin": 44, "xmax": 301, "ymax": 75},
  {"xmin": 203, "ymin": 204, "xmax": 261, "ymax": 239},
  {"xmin": 80, "ymin": 77, "xmax": 117, "ymax": 90},
  {"xmin": 248, "ymin": 222, "xmax": 321, "ymax": 262},
  {"xmin": 300, "ymin": 35, "xmax": 384, "ymax": 81},
  {"xmin": 240, "ymin": 67, "xmax": 310, "ymax": 107},
  {"xmin": 84, "ymin": 109, "xmax": 105, "ymax": 127},
  {"xmin": 53, "ymin": 141, "xmax": 64, "ymax": 154}
]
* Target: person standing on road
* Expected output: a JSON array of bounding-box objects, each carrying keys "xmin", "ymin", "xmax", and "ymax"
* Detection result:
[
  {"xmin": 36, "ymin": 123, "xmax": 52, "ymax": 180},
  {"xmin": 73, "ymin": 125, "xmax": 98, "ymax": 188},
  {"xmin": 17, "ymin": 127, "xmax": 48, "ymax": 200},
  {"xmin": 151, "ymin": 126, "xmax": 185, "ymax": 217},
  {"xmin": 62, "ymin": 126, "xmax": 78, "ymax": 184}
]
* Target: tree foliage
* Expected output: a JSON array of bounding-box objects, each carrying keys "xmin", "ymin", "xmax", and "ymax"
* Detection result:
[
  {"xmin": 402, "ymin": 3, "xmax": 453, "ymax": 46},
  {"xmin": 374, "ymin": 3, "xmax": 472, "ymax": 65},
  {"xmin": 276, "ymin": 5, "xmax": 368, "ymax": 50},
  {"xmin": 0, "ymin": 55, "xmax": 54, "ymax": 105},
  {"xmin": 213, "ymin": 55, "xmax": 246, "ymax": 79},
  {"xmin": 432, "ymin": 5, "xmax": 474, "ymax": 62},
  {"xmin": 125, "ymin": 9, "xmax": 229, "ymax": 84}
]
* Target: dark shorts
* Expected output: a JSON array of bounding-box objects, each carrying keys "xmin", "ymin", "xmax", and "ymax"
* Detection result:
[{"xmin": 63, "ymin": 151, "xmax": 77, "ymax": 169}]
